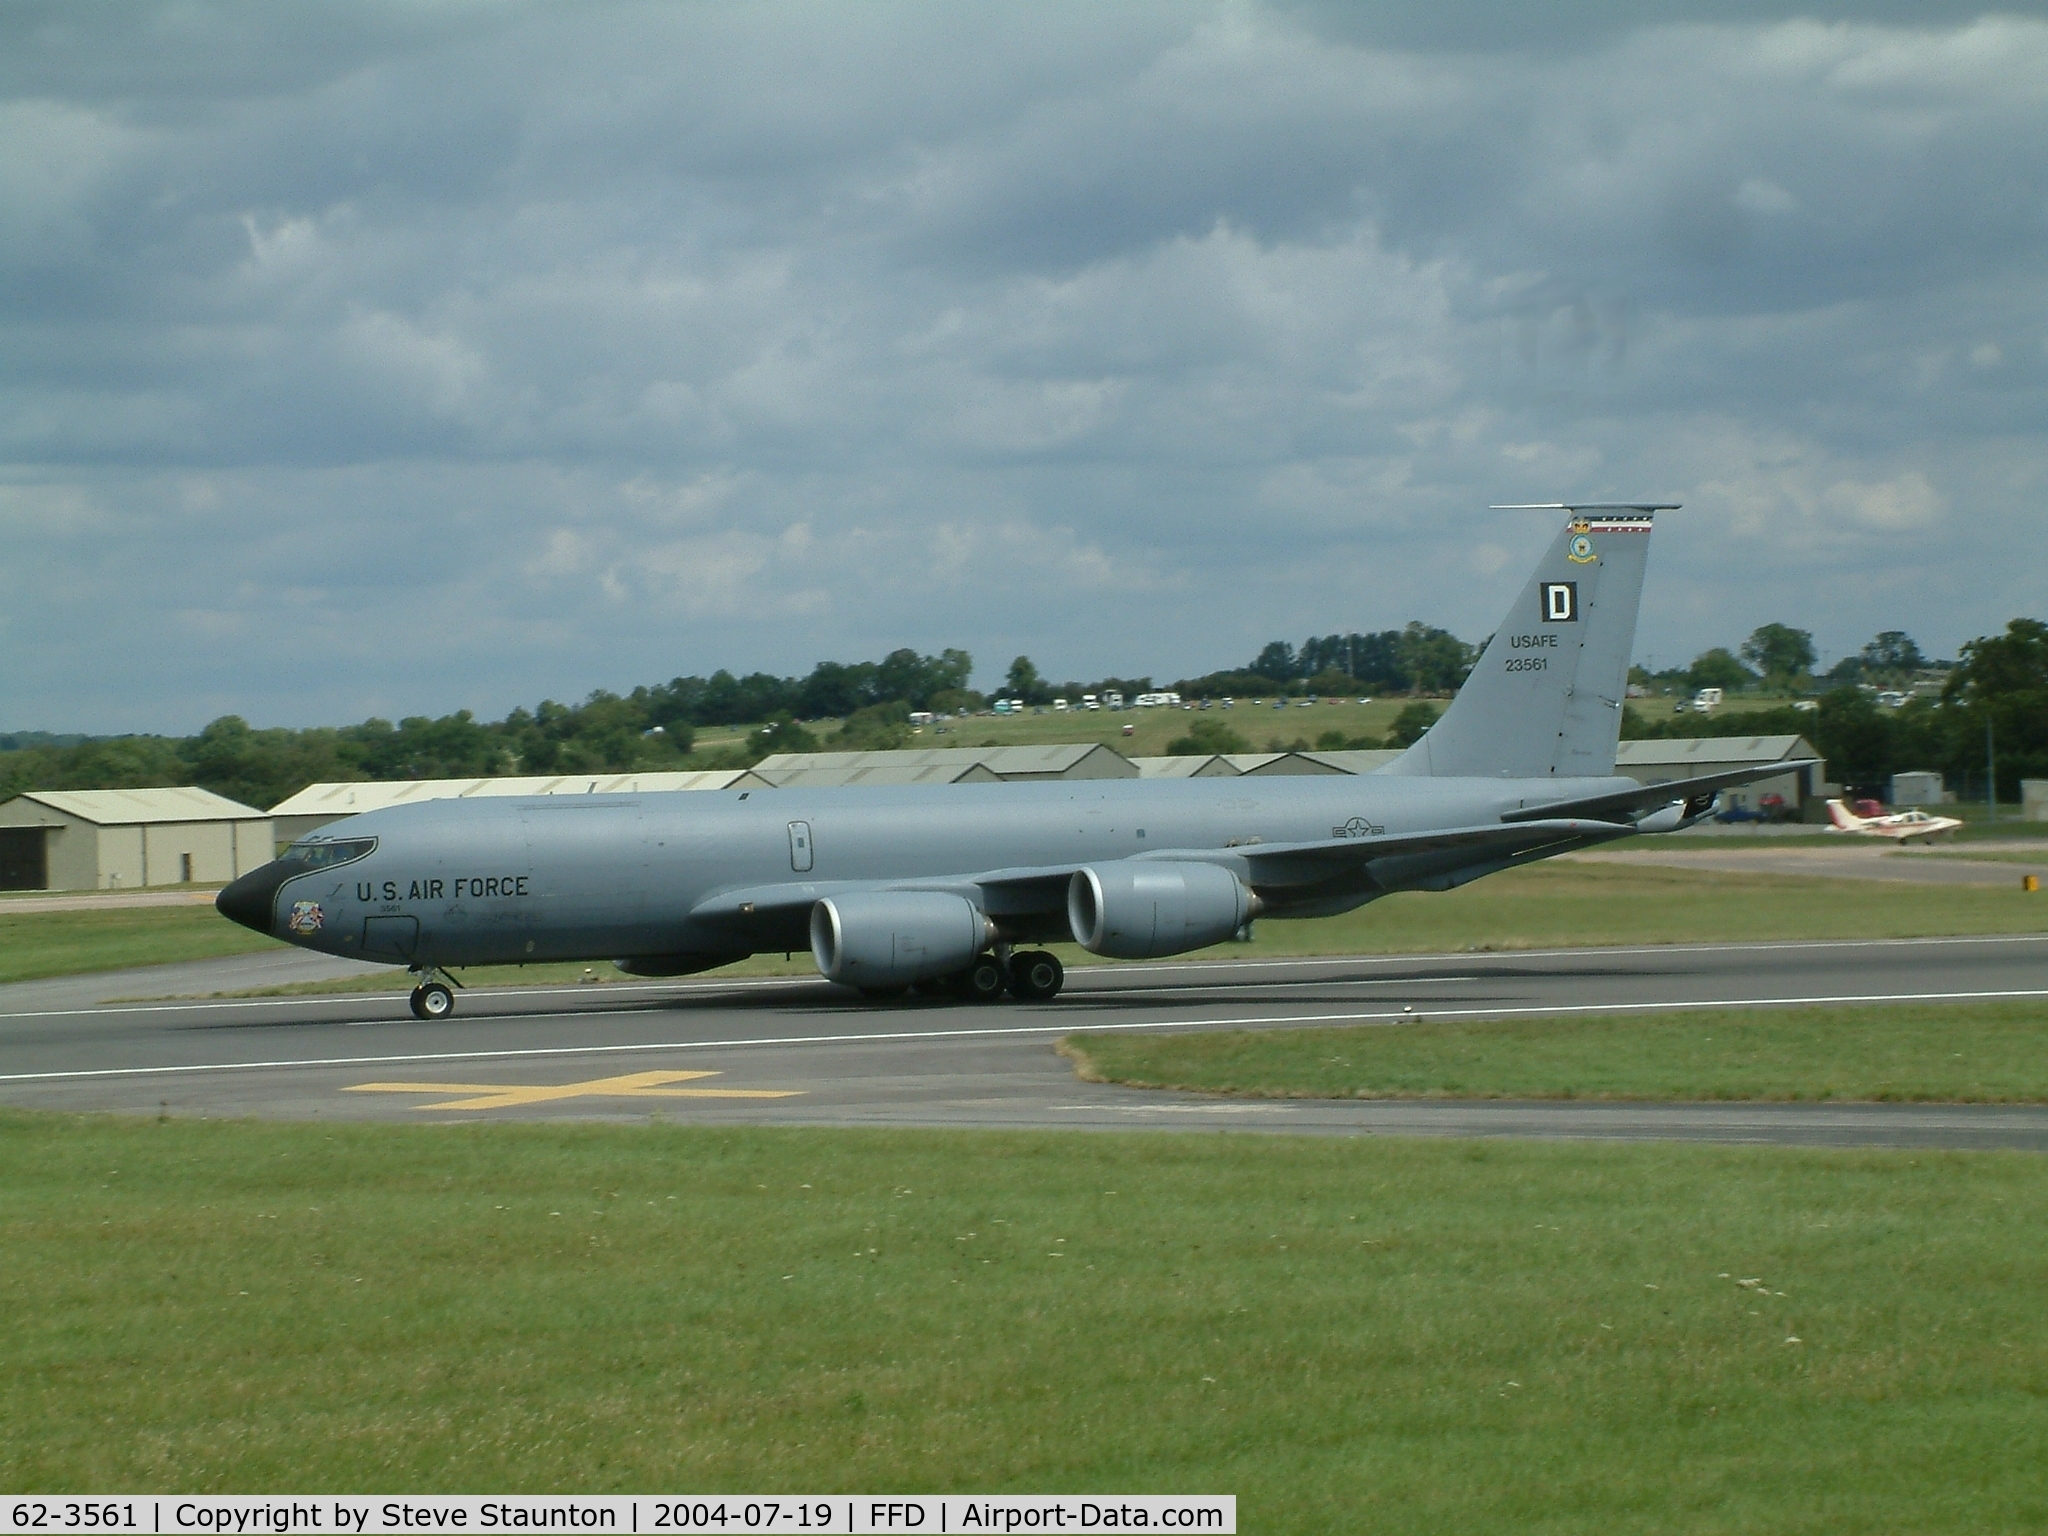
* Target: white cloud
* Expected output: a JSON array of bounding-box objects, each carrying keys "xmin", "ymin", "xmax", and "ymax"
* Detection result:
[{"xmin": 1821, "ymin": 472, "xmax": 1946, "ymax": 533}]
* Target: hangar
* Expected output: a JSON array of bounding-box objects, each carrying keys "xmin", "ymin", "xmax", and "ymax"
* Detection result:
[
  {"xmin": 269, "ymin": 769, "xmax": 770, "ymax": 843},
  {"xmin": 1613, "ymin": 736, "xmax": 1827, "ymax": 819},
  {"xmin": 0, "ymin": 787, "xmax": 273, "ymax": 891}
]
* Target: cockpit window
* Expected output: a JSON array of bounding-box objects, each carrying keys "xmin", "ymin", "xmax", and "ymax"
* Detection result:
[{"xmin": 285, "ymin": 837, "xmax": 377, "ymax": 869}]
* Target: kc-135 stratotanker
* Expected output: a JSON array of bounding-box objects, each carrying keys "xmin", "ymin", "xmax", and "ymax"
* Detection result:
[{"xmin": 219, "ymin": 505, "xmax": 1810, "ymax": 1019}]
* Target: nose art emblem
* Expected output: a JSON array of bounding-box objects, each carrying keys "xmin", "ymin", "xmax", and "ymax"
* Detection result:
[{"xmin": 288, "ymin": 901, "xmax": 325, "ymax": 934}]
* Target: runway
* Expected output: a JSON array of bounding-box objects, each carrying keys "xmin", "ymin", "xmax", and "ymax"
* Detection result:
[
  {"xmin": 4, "ymin": 934, "xmax": 2047, "ymax": 1148},
  {"xmin": 1567, "ymin": 842, "xmax": 2048, "ymax": 886}
]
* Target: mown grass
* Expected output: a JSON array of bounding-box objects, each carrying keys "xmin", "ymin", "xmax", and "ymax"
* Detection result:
[
  {"xmin": 1232, "ymin": 860, "xmax": 2045, "ymax": 956},
  {"xmin": 1061, "ymin": 999, "xmax": 2048, "ymax": 1104},
  {"xmin": 3, "ymin": 1113, "xmax": 2045, "ymax": 1530},
  {"xmin": 26, "ymin": 861, "xmax": 2048, "ymax": 994},
  {"xmin": 0, "ymin": 906, "xmax": 278, "ymax": 985}
]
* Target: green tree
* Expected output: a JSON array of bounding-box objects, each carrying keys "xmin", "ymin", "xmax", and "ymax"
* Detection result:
[
  {"xmin": 1943, "ymin": 618, "xmax": 2048, "ymax": 797},
  {"xmin": 795, "ymin": 661, "xmax": 868, "ymax": 719},
  {"xmin": 833, "ymin": 701, "xmax": 913, "ymax": 751},
  {"xmin": 1809, "ymin": 688, "xmax": 1894, "ymax": 787},
  {"xmin": 1739, "ymin": 623, "xmax": 1816, "ymax": 685},
  {"xmin": 926, "ymin": 688, "xmax": 986, "ymax": 716},
  {"xmin": 180, "ymin": 715, "xmax": 352, "ymax": 809},
  {"xmin": 1687, "ymin": 648, "xmax": 1754, "ymax": 692},
  {"xmin": 1387, "ymin": 701, "xmax": 1440, "ymax": 747},
  {"xmin": 1396, "ymin": 622, "xmax": 1473, "ymax": 693},
  {"xmin": 1165, "ymin": 718, "xmax": 1249, "ymax": 756},
  {"xmin": 1251, "ymin": 641, "xmax": 1297, "ymax": 683},
  {"xmin": 1860, "ymin": 630, "xmax": 1925, "ymax": 675},
  {"xmin": 746, "ymin": 715, "xmax": 820, "ymax": 759},
  {"xmin": 1004, "ymin": 656, "xmax": 1051, "ymax": 705}
]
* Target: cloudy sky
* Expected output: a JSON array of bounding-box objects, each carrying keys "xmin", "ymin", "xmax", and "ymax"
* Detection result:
[{"xmin": 5, "ymin": 2, "xmax": 2045, "ymax": 734}]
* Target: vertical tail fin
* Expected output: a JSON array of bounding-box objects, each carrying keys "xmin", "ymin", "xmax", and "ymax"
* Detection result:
[
  {"xmin": 1825, "ymin": 799, "xmax": 1864, "ymax": 831},
  {"xmin": 1381, "ymin": 504, "xmax": 1673, "ymax": 780}
]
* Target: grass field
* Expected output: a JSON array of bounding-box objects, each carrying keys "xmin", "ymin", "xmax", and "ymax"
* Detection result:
[
  {"xmin": 1062, "ymin": 999, "xmax": 2048, "ymax": 1104},
  {"xmin": 26, "ymin": 861, "xmax": 2048, "ymax": 994},
  {"xmin": 0, "ymin": 906, "xmax": 278, "ymax": 985},
  {"xmin": 3, "ymin": 1113, "xmax": 2045, "ymax": 1528}
]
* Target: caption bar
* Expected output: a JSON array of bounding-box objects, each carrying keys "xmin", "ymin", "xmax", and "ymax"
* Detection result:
[{"xmin": 3, "ymin": 1500, "xmax": 1232, "ymax": 1535}]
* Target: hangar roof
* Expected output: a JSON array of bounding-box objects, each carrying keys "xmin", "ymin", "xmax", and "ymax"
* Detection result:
[
  {"xmin": 6, "ymin": 786, "xmax": 268, "ymax": 825},
  {"xmin": 754, "ymin": 763, "xmax": 1004, "ymax": 788},
  {"xmin": 752, "ymin": 744, "xmax": 1136, "ymax": 780},
  {"xmin": 1135, "ymin": 750, "xmax": 1405, "ymax": 778},
  {"xmin": 1225, "ymin": 752, "xmax": 1350, "ymax": 776},
  {"xmin": 1130, "ymin": 755, "xmax": 1238, "ymax": 778},
  {"xmin": 1303, "ymin": 749, "xmax": 1404, "ymax": 773},
  {"xmin": 268, "ymin": 769, "xmax": 765, "ymax": 816}
]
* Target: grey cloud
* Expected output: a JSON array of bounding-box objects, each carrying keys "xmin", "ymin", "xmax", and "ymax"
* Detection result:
[{"xmin": 3, "ymin": 4, "xmax": 2045, "ymax": 730}]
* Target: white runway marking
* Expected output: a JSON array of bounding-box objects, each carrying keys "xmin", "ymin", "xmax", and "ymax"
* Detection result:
[
  {"xmin": 6, "ymin": 984, "xmax": 2048, "ymax": 1086},
  {"xmin": 10, "ymin": 930, "xmax": 2047, "ymax": 1022}
]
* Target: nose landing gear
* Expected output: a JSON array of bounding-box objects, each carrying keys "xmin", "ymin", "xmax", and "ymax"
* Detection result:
[{"xmin": 408, "ymin": 966, "xmax": 463, "ymax": 1019}]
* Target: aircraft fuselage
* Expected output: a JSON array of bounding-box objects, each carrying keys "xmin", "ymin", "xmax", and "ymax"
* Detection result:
[{"xmin": 220, "ymin": 770, "xmax": 1639, "ymax": 971}]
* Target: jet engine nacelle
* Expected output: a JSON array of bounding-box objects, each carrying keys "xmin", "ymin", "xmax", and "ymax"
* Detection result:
[
  {"xmin": 1067, "ymin": 860, "xmax": 1255, "ymax": 960},
  {"xmin": 810, "ymin": 890, "xmax": 991, "ymax": 987}
]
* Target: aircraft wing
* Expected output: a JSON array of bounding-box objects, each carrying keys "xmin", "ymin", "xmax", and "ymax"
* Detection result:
[
  {"xmin": 1498, "ymin": 761, "xmax": 1819, "ymax": 825},
  {"xmin": 690, "ymin": 866, "xmax": 1085, "ymax": 924},
  {"xmin": 1156, "ymin": 816, "xmax": 1637, "ymax": 902},
  {"xmin": 690, "ymin": 815, "xmax": 1638, "ymax": 936}
]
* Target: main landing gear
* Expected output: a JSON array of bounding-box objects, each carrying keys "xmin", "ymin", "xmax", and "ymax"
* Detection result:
[
  {"xmin": 925, "ymin": 948, "xmax": 1064, "ymax": 1005},
  {"xmin": 1006, "ymin": 949, "xmax": 1064, "ymax": 1002},
  {"xmin": 408, "ymin": 966, "xmax": 463, "ymax": 1020}
]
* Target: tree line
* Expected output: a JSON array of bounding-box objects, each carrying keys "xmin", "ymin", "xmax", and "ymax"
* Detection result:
[
  {"xmin": 3, "ymin": 620, "xmax": 2042, "ymax": 813},
  {"xmin": 0, "ymin": 648, "xmax": 980, "ymax": 813},
  {"xmin": 1638, "ymin": 624, "xmax": 1940, "ymax": 694},
  {"xmin": 1627, "ymin": 619, "xmax": 2048, "ymax": 799}
]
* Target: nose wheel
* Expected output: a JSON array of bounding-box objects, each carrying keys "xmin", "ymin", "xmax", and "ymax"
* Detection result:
[
  {"xmin": 409, "ymin": 983, "xmax": 454, "ymax": 1019},
  {"xmin": 407, "ymin": 967, "xmax": 461, "ymax": 1019}
]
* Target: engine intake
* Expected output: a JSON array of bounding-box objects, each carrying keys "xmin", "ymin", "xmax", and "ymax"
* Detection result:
[
  {"xmin": 1067, "ymin": 860, "xmax": 1256, "ymax": 959},
  {"xmin": 810, "ymin": 890, "xmax": 990, "ymax": 987}
]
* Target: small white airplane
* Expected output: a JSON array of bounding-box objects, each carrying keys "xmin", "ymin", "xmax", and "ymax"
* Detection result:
[{"xmin": 1826, "ymin": 798, "xmax": 1963, "ymax": 842}]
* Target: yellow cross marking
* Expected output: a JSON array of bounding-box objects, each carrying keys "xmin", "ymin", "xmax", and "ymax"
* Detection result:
[{"xmin": 344, "ymin": 1069, "xmax": 804, "ymax": 1111}]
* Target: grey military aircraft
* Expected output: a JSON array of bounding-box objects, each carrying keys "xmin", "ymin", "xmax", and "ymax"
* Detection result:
[{"xmin": 219, "ymin": 505, "xmax": 1808, "ymax": 1019}]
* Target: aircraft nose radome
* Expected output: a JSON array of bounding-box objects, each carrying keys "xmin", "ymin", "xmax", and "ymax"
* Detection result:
[{"xmin": 216, "ymin": 863, "xmax": 290, "ymax": 935}]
